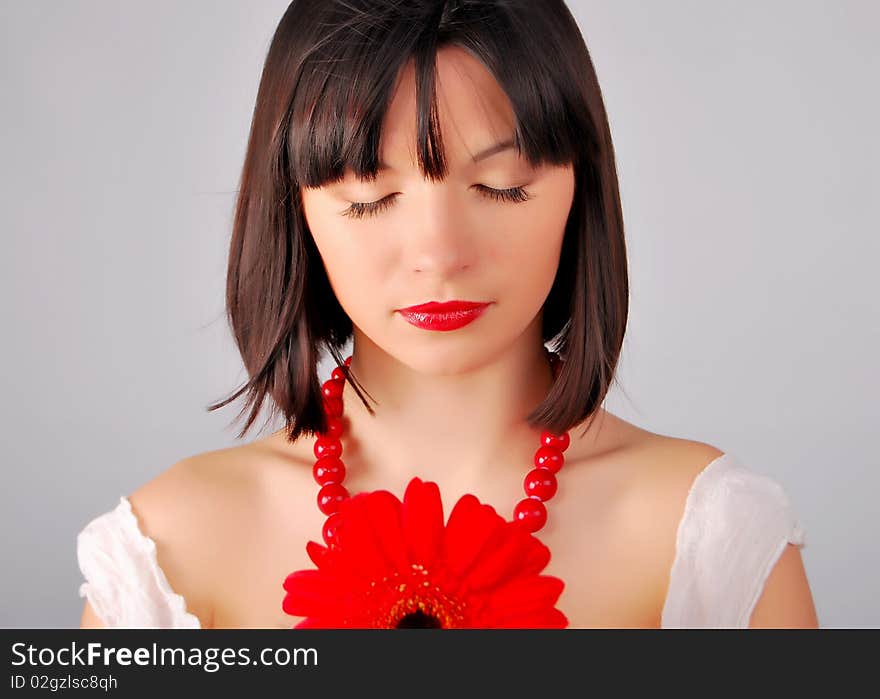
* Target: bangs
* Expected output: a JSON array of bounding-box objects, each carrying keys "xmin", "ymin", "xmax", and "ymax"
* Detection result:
[{"xmin": 286, "ymin": 0, "xmax": 589, "ymax": 189}]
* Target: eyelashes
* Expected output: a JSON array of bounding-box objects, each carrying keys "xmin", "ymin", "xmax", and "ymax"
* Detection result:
[{"xmin": 341, "ymin": 184, "xmax": 531, "ymax": 220}]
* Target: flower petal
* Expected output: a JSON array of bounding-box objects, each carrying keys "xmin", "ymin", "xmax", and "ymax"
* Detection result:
[
  {"xmin": 305, "ymin": 540, "xmax": 330, "ymax": 569},
  {"xmin": 363, "ymin": 489, "xmax": 410, "ymax": 575},
  {"xmin": 491, "ymin": 607, "xmax": 569, "ymax": 629},
  {"xmin": 293, "ymin": 616, "xmax": 329, "ymax": 629},
  {"xmin": 334, "ymin": 492, "xmax": 396, "ymax": 581},
  {"xmin": 517, "ymin": 534, "xmax": 552, "ymax": 576},
  {"xmin": 401, "ymin": 478, "xmax": 444, "ymax": 568},
  {"xmin": 282, "ymin": 570, "xmax": 344, "ymax": 617},
  {"xmin": 443, "ymin": 494, "xmax": 506, "ymax": 578},
  {"xmin": 460, "ymin": 521, "xmax": 536, "ymax": 591},
  {"xmin": 478, "ymin": 574, "xmax": 565, "ymax": 618}
]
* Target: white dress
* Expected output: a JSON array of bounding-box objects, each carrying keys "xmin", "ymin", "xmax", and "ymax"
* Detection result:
[{"xmin": 75, "ymin": 452, "xmax": 806, "ymax": 628}]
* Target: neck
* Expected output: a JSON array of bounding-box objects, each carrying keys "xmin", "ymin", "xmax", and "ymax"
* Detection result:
[{"xmin": 339, "ymin": 324, "xmax": 556, "ymax": 490}]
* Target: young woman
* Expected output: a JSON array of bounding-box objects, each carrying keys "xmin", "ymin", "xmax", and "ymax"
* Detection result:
[{"xmin": 76, "ymin": 0, "xmax": 818, "ymax": 629}]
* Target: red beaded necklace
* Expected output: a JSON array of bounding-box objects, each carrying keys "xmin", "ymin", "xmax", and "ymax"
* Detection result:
[{"xmin": 310, "ymin": 350, "xmax": 570, "ymax": 548}]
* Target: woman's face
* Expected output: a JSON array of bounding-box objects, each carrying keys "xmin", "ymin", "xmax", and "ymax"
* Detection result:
[{"xmin": 300, "ymin": 46, "xmax": 575, "ymax": 374}]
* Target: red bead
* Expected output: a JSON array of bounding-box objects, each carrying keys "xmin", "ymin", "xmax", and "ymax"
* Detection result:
[
  {"xmin": 344, "ymin": 356, "xmax": 352, "ymax": 367},
  {"xmin": 513, "ymin": 497, "xmax": 547, "ymax": 533},
  {"xmin": 534, "ymin": 445, "xmax": 564, "ymax": 473},
  {"xmin": 322, "ymin": 379, "xmax": 344, "ymax": 399},
  {"xmin": 331, "ymin": 366, "xmax": 347, "ymax": 382},
  {"xmin": 317, "ymin": 483, "xmax": 349, "ymax": 515},
  {"xmin": 322, "ymin": 415, "xmax": 344, "ymax": 439},
  {"xmin": 524, "ymin": 468, "xmax": 558, "ymax": 501},
  {"xmin": 322, "ymin": 512, "xmax": 343, "ymax": 547},
  {"xmin": 313, "ymin": 456, "xmax": 346, "ymax": 486},
  {"xmin": 322, "ymin": 396, "xmax": 343, "ymax": 417},
  {"xmin": 314, "ymin": 436, "xmax": 342, "ymax": 459},
  {"xmin": 540, "ymin": 430, "xmax": 570, "ymax": 452}
]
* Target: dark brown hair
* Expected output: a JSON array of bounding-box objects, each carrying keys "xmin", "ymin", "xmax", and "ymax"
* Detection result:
[{"xmin": 207, "ymin": 0, "xmax": 629, "ymax": 443}]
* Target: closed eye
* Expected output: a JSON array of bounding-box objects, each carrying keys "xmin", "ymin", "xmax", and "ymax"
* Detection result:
[{"xmin": 341, "ymin": 184, "xmax": 532, "ymax": 220}]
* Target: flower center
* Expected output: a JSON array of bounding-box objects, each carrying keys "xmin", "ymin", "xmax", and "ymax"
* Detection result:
[
  {"xmin": 367, "ymin": 564, "xmax": 469, "ymax": 628},
  {"xmin": 395, "ymin": 609, "xmax": 443, "ymax": 628}
]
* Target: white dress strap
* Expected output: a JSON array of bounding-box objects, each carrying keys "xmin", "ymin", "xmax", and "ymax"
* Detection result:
[
  {"xmin": 661, "ymin": 452, "xmax": 807, "ymax": 628},
  {"xmin": 76, "ymin": 496, "xmax": 202, "ymax": 628}
]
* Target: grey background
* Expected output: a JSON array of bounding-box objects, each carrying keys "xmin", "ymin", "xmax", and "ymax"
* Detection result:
[{"xmin": 1, "ymin": 0, "xmax": 877, "ymax": 627}]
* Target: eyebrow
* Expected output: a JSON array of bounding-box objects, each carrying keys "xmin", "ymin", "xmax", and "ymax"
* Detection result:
[{"xmin": 377, "ymin": 138, "xmax": 516, "ymax": 172}]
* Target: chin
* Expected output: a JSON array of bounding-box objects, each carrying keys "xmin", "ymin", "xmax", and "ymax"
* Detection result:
[{"xmin": 396, "ymin": 344, "xmax": 502, "ymax": 377}]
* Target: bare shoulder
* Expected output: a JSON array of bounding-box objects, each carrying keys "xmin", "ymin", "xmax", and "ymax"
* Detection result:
[
  {"xmin": 605, "ymin": 418, "xmax": 726, "ymax": 530},
  {"xmin": 127, "ymin": 446, "xmax": 250, "ymax": 548},
  {"xmin": 569, "ymin": 409, "xmax": 724, "ymax": 481},
  {"xmin": 124, "ymin": 443, "xmax": 269, "ymax": 627},
  {"xmin": 602, "ymin": 423, "xmax": 818, "ymax": 628},
  {"xmin": 610, "ymin": 424, "xmax": 727, "ymax": 610},
  {"xmin": 625, "ymin": 432, "xmax": 726, "ymax": 499},
  {"xmin": 124, "ymin": 433, "xmax": 315, "ymax": 627},
  {"xmin": 547, "ymin": 411, "xmax": 728, "ymax": 626},
  {"xmin": 566, "ymin": 410, "xmax": 727, "ymax": 550},
  {"xmin": 127, "ymin": 430, "xmax": 317, "ymax": 552}
]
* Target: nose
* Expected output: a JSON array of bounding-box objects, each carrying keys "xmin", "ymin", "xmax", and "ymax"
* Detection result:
[{"xmin": 406, "ymin": 188, "xmax": 476, "ymax": 277}]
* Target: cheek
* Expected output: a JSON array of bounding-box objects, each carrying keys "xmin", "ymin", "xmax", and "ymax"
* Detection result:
[
  {"xmin": 311, "ymin": 228, "xmax": 395, "ymax": 315},
  {"xmin": 486, "ymin": 209, "xmax": 566, "ymax": 295},
  {"xmin": 513, "ymin": 176, "xmax": 573, "ymax": 292}
]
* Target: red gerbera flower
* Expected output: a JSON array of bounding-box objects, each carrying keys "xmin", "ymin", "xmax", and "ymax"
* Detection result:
[{"xmin": 281, "ymin": 476, "xmax": 568, "ymax": 628}]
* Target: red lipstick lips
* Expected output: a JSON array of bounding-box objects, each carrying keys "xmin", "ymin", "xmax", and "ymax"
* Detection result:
[{"xmin": 396, "ymin": 300, "xmax": 491, "ymax": 331}]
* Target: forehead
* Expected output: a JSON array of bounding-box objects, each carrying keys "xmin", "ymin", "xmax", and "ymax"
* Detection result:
[{"xmin": 378, "ymin": 46, "xmax": 518, "ymax": 169}]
